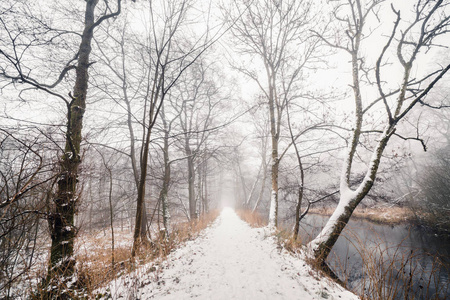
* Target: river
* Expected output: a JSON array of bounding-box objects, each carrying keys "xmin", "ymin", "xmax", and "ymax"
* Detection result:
[{"xmin": 288, "ymin": 214, "xmax": 449, "ymax": 299}]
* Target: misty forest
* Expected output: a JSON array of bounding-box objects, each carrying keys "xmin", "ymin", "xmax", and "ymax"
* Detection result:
[{"xmin": 1, "ymin": 0, "xmax": 449, "ymax": 299}]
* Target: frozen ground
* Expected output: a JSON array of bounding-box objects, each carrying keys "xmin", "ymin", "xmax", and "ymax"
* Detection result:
[{"xmin": 98, "ymin": 208, "xmax": 359, "ymax": 299}]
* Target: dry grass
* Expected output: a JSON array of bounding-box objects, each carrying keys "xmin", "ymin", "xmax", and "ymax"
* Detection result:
[
  {"xmin": 329, "ymin": 227, "xmax": 449, "ymax": 300},
  {"xmin": 237, "ymin": 210, "xmax": 303, "ymax": 256},
  {"xmin": 30, "ymin": 211, "xmax": 220, "ymax": 298},
  {"xmin": 171, "ymin": 210, "xmax": 220, "ymax": 245},
  {"xmin": 308, "ymin": 206, "xmax": 414, "ymax": 225},
  {"xmin": 76, "ymin": 246, "xmax": 133, "ymax": 295},
  {"xmin": 274, "ymin": 230, "xmax": 304, "ymax": 254},
  {"xmin": 352, "ymin": 206, "xmax": 413, "ymax": 225},
  {"xmin": 236, "ymin": 209, "xmax": 268, "ymax": 227}
]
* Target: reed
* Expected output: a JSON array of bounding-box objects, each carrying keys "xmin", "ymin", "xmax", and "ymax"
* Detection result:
[{"xmin": 328, "ymin": 226, "xmax": 449, "ymax": 300}]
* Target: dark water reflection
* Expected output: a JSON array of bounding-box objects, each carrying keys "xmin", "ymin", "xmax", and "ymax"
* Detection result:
[{"xmin": 288, "ymin": 214, "xmax": 449, "ymax": 299}]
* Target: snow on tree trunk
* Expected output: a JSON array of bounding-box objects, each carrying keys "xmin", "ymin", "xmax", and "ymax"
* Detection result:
[
  {"xmin": 308, "ymin": 125, "xmax": 394, "ymax": 261},
  {"xmin": 268, "ymin": 189, "xmax": 277, "ymax": 230},
  {"xmin": 306, "ymin": 0, "xmax": 450, "ymax": 266},
  {"xmin": 160, "ymin": 111, "xmax": 171, "ymax": 238},
  {"xmin": 268, "ymin": 156, "xmax": 279, "ymax": 228}
]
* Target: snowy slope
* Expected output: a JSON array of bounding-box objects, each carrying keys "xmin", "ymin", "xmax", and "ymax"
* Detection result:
[{"xmin": 98, "ymin": 208, "xmax": 359, "ymax": 299}]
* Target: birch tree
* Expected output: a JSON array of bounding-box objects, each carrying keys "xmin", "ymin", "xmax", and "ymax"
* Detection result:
[
  {"xmin": 227, "ymin": 0, "xmax": 322, "ymax": 227},
  {"xmin": 308, "ymin": 0, "xmax": 450, "ymax": 268}
]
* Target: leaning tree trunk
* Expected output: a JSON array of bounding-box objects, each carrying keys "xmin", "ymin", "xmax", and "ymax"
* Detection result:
[
  {"xmin": 307, "ymin": 39, "xmax": 366, "ymax": 264},
  {"xmin": 252, "ymin": 159, "xmax": 268, "ymax": 213},
  {"xmin": 308, "ymin": 125, "xmax": 394, "ymax": 263},
  {"xmin": 244, "ymin": 164, "xmax": 261, "ymax": 208},
  {"xmin": 287, "ymin": 101, "xmax": 305, "ymax": 240}
]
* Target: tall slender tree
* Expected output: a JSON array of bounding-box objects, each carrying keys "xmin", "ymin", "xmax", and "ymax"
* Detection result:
[{"xmin": 226, "ymin": 0, "xmax": 322, "ymax": 227}]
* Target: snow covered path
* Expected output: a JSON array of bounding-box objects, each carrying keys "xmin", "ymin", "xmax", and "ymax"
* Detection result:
[{"xmin": 102, "ymin": 208, "xmax": 359, "ymax": 299}]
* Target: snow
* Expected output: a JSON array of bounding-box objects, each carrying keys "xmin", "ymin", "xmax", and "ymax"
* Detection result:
[
  {"xmin": 309, "ymin": 125, "xmax": 392, "ymax": 253},
  {"xmin": 308, "ymin": 147, "xmax": 356, "ymax": 253},
  {"xmin": 97, "ymin": 208, "xmax": 359, "ymax": 300},
  {"xmin": 268, "ymin": 189, "xmax": 277, "ymax": 229}
]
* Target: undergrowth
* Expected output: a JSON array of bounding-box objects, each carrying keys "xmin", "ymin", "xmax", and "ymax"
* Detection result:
[
  {"xmin": 30, "ymin": 210, "xmax": 219, "ymax": 299},
  {"xmin": 236, "ymin": 209, "xmax": 268, "ymax": 228}
]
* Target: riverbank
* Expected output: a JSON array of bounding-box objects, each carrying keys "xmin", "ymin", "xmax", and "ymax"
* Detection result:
[
  {"xmin": 308, "ymin": 206, "xmax": 414, "ymax": 225},
  {"xmin": 308, "ymin": 206, "xmax": 450, "ymax": 236}
]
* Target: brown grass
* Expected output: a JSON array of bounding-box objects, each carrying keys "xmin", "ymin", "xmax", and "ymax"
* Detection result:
[
  {"xmin": 274, "ymin": 229, "xmax": 304, "ymax": 253},
  {"xmin": 237, "ymin": 210, "xmax": 304, "ymax": 253},
  {"xmin": 35, "ymin": 210, "xmax": 221, "ymax": 298},
  {"xmin": 171, "ymin": 210, "xmax": 220, "ymax": 245},
  {"xmin": 308, "ymin": 206, "xmax": 414, "ymax": 225},
  {"xmin": 76, "ymin": 246, "xmax": 132, "ymax": 295},
  {"xmin": 236, "ymin": 209, "xmax": 268, "ymax": 227}
]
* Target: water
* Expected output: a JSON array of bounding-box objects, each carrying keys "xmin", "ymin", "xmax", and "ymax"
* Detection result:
[{"xmin": 291, "ymin": 214, "xmax": 449, "ymax": 299}]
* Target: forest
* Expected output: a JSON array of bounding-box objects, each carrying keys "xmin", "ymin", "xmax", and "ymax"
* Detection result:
[{"xmin": 1, "ymin": 0, "xmax": 449, "ymax": 299}]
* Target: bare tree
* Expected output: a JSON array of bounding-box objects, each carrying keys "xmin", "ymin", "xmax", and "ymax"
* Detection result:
[
  {"xmin": 0, "ymin": 0, "xmax": 123, "ymax": 295},
  {"xmin": 0, "ymin": 127, "xmax": 55, "ymax": 298},
  {"xmin": 172, "ymin": 59, "xmax": 225, "ymax": 219},
  {"xmin": 307, "ymin": 0, "xmax": 450, "ymax": 269},
  {"xmin": 226, "ymin": 0, "xmax": 323, "ymax": 227},
  {"xmin": 92, "ymin": 0, "xmax": 220, "ymax": 255},
  {"xmin": 249, "ymin": 109, "xmax": 271, "ymax": 213}
]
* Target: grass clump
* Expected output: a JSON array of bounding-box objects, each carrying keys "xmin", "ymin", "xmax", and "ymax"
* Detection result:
[{"xmin": 236, "ymin": 209, "xmax": 268, "ymax": 227}]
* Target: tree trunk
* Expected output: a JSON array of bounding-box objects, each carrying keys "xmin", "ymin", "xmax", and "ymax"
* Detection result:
[
  {"xmin": 287, "ymin": 102, "xmax": 305, "ymax": 240},
  {"xmin": 197, "ymin": 162, "xmax": 202, "ymax": 215},
  {"xmin": 308, "ymin": 126, "xmax": 393, "ymax": 262},
  {"xmin": 203, "ymin": 156, "xmax": 209, "ymax": 213},
  {"xmin": 159, "ymin": 117, "xmax": 171, "ymax": 237},
  {"xmin": 45, "ymin": 0, "xmax": 99, "ymax": 294},
  {"xmin": 236, "ymin": 155, "xmax": 248, "ymax": 205},
  {"xmin": 117, "ymin": 26, "xmax": 150, "ymax": 257},
  {"xmin": 244, "ymin": 164, "xmax": 262, "ymax": 208},
  {"xmin": 187, "ymin": 149, "xmax": 197, "ymax": 219},
  {"xmin": 292, "ymin": 162, "xmax": 304, "ymax": 240},
  {"xmin": 107, "ymin": 166, "xmax": 115, "ymax": 268},
  {"xmin": 267, "ymin": 65, "xmax": 279, "ymax": 228},
  {"xmin": 252, "ymin": 160, "xmax": 268, "ymax": 213},
  {"xmin": 131, "ymin": 128, "xmax": 151, "ymax": 256}
]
